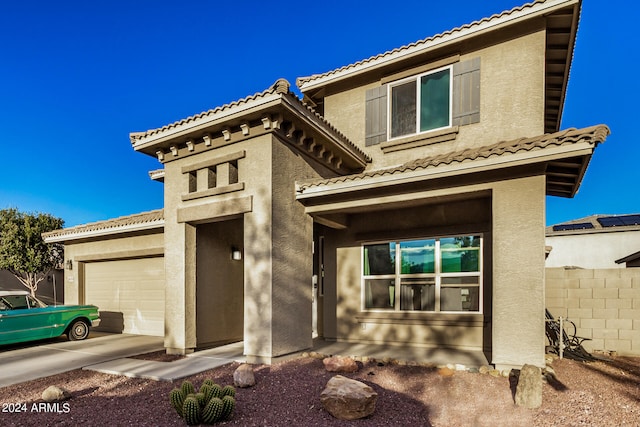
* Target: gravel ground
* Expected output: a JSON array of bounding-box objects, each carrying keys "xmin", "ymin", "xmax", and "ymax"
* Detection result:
[{"xmin": 0, "ymin": 353, "xmax": 638, "ymax": 426}]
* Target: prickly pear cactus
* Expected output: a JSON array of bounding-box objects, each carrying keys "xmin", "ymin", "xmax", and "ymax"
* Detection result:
[
  {"xmin": 221, "ymin": 385, "xmax": 236, "ymax": 398},
  {"xmin": 169, "ymin": 388, "xmax": 185, "ymax": 417},
  {"xmin": 202, "ymin": 397, "xmax": 224, "ymax": 424},
  {"xmin": 221, "ymin": 395, "xmax": 235, "ymax": 420},
  {"xmin": 181, "ymin": 380, "xmax": 196, "ymax": 396},
  {"xmin": 183, "ymin": 396, "xmax": 201, "ymax": 426}
]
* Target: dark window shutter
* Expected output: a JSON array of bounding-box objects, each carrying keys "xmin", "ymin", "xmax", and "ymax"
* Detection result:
[
  {"xmin": 452, "ymin": 57, "xmax": 480, "ymax": 126},
  {"xmin": 365, "ymin": 85, "xmax": 387, "ymax": 146}
]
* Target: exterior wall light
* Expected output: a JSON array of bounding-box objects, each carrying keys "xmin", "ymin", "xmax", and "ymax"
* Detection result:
[
  {"xmin": 231, "ymin": 247, "xmax": 242, "ymax": 261},
  {"xmin": 65, "ymin": 260, "xmax": 73, "ymax": 270}
]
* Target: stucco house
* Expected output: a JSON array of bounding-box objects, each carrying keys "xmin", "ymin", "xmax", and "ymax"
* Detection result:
[
  {"xmin": 546, "ymin": 214, "xmax": 640, "ymax": 269},
  {"xmin": 43, "ymin": 0, "xmax": 609, "ymax": 370}
]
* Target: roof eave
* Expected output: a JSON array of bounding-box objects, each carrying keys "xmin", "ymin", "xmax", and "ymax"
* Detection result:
[
  {"xmin": 43, "ymin": 219, "xmax": 165, "ymax": 244},
  {"xmin": 297, "ymin": 0, "xmax": 580, "ymax": 93},
  {"xmin": 297, "ymin": 139, "xmax": 595, "ymax": 201}
]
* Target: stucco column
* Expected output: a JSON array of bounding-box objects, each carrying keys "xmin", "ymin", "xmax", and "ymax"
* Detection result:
[
  {"xmin": 164, "ymin": 220, "xmax": 197, "ymax": 354},
  {"xmin": 492, "ymin": 175, "xmax": 546, "ymax": 370}
]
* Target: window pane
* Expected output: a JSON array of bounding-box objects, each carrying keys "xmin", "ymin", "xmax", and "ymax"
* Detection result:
[
  {"xmin": 400, "ymin": 239, "xmax": 435, "ymax": 273},
  {"xmin": 364, "ymin": 279, "xmax": 395, "ymax": 309},
  {"xmin": 440, "ymin": 236, "xmax": 480, "ymax": 273},
  {"xmin": 420, "ymin": 69, "xmax": 450, "ymax": 132},
  {"xmin": 391, "ymin": 81, "xmax": 417, "ymax": 138},
  {"xmin": 364, "ymin": 243, "xmax": 395, "ymax": 275},
  {"xmin": 441, "ymin": 279, "xmax": 480, "ymax": 312},
  {"xmin": 400, "ymin": 278, "xmax": 435, "ymax": 311}
]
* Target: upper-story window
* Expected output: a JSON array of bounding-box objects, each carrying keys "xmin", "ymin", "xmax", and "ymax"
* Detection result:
[
  {"xmin": 365, "ymin": 57, "xmax": 480, "ymax": 148},
  {"xmin": 389, "ymin": 66, "xmax": 452, "ymax": 139}
]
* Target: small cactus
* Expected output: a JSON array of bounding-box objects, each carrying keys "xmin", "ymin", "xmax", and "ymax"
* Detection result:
[
  {"xmin": 221, "ymin": 385, "xmax": 236, "ymax": 398},
  {"xmin": 202, "ymin": 397, "xmax": 224, "ymax": 424},
  {"xmin": 195, "ymin": 392, "xmax": 207, "ymax": 408},
  {"xmin": 169, "ymin": 388, "xmax": 185, "ymax": 417},
  {"xmin": 210, "ymin": 383, "xmax": 222, "ymax": 399},
  {"xmin": 221, "ymin": 395, "xmax": 235, "ymax": 420},
  {"xmin": 202, "ymin": 379, "xmax": 215, "ymax": 387},
  {"xmin": 183, "ymin": 396, "xmax": 201, "ymax": 426},
  {"xmin": 181, "ymin": 380, "xmax": 196, "ymax": 396}
]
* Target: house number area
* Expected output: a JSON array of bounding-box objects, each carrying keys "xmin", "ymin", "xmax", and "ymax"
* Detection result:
[{"xmin": 2, "ymin": 402, "xmax": 71, "ymax": 413}]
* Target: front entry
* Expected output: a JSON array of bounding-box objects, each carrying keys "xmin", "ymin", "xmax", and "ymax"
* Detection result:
[{"xmin": 196, "ymin": 218, "xmax": 244, "ymax": 348}]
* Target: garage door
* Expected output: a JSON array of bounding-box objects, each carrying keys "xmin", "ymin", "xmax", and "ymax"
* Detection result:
[{"xmin": 84, "ymin": 257, "xmax": 165, "ymax": 336}]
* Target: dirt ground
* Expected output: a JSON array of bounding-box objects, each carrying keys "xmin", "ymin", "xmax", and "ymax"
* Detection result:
[{"xmin": 0, "ymin": 353, "xmax": 638, "ymax": 426}]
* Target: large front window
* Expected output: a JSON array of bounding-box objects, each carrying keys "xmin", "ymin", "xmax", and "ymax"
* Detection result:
[
  {"xmin": 389, "ymin": 66, "xmax": 452, "ymax": 139},
  {"xmin": 363, "ymin": 236, "xmax": 481, "ymax": 312}
]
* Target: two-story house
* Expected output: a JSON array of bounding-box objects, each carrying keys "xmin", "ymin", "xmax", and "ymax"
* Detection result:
[{"xmin": 44, "ymin": 0, "xmax": 608, "ymax": 370}]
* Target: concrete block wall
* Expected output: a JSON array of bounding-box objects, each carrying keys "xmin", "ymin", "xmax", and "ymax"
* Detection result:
[{"xmin": 546, "ymin": 267, "xmax": 640, "ymax": 355}]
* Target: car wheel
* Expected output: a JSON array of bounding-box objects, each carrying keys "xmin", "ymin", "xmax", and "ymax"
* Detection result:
[{"xmin": 68, "ymin": 320, "xmax": 90, "ymax": 341}]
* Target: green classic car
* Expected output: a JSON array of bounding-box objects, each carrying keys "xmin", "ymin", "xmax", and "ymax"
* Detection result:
[{"xmin": 0, "ymin": 290, "xmax": 100, "ymax": 345}]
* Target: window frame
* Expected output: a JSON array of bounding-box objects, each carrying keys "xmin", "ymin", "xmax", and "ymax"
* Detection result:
[
  {"xmin": 387, "ymin": 65, "xmax": 453, "ymax": 141},
  {"xmin": 361, "ymin": 235, "xmax": 483, "ymax": 314}
]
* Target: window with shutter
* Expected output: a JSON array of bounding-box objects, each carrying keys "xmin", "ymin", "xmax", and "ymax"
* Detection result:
[{"xmin": 364, "ymin": 58, "xmax": 480, "ymax": 146}]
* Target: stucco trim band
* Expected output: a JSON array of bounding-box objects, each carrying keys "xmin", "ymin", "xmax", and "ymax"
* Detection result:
[{"xmin": 177, "ymin": 196, "xmax": 252, "ymax": 224}]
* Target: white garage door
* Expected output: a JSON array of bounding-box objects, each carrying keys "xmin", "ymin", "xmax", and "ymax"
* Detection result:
[{"xmin": 84, "ymin": 257, "xmax": 165, "ymax": 336}]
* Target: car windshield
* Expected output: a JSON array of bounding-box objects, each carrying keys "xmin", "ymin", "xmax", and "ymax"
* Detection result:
[{"xmin": 0, "ymin": 295, "xmax": 47, "ymax": 310}]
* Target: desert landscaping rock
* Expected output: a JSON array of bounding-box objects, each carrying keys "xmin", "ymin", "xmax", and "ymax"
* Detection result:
[
  {"xmin": 41, "ymin": 385, "xmax": 71, "ymax": 402},
  {"xmin": 515, "ymin": 364, "xmax": 543, "ymax": 409},
  {"xmin": 320, "ymin": 375, "xmax": 377, "ymax": 420},
  {"xmin": 233, "ymin": 363, "xmax": 256, "ymax": 388},
  {"xmin": 323, "ymin": 355, "xmax": 359, "ymax": 373}
]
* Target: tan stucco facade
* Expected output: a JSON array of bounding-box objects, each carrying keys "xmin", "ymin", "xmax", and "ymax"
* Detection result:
[{"xmin": 45, "ymin": 0, "xmax": 604, "ymax": 369}]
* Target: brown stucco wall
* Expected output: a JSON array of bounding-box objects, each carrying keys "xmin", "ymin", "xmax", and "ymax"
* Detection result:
[
  {"xmin": 321, "ymin": 174, "xmax": 546, "ymax": 369},
  {"xmin": 322, "ymin": 30, "xmax": 546, "ymax": 169},
  {"xmin": 546, "ymin": 267, "xmax": 640, "ymax": 355}
]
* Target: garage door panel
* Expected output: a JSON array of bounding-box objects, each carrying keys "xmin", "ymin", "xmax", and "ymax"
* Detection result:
[{"xmin": 84, "ymin": 258, "xmax": 165, "ymax": 336}]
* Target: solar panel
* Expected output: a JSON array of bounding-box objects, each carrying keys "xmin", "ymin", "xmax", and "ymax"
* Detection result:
[
  {"xmin": 597, "ymin": 215, "xmax": 640, "ymax": 227},
  {"xmin": 552, "ymin": 222, "xmax": 595, "ymax": 232}
]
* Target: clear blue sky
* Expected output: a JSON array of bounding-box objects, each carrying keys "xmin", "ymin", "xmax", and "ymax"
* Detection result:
[{"xmin": 0, "ymin": 0, "xmax": 636, "ymax": 227}]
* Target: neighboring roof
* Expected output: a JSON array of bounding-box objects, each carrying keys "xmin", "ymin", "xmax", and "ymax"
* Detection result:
[
  {"xmin": 42, "ymin": 209, "xmax": 164, "ymax": 243},
  {"xmin": 129, "ymin": 79, "xmax": 370, "ymax": 168},
  {"xmin": 616, "ymin": 250, "xmax": 640, "ymax": 265},
  {"xmin": 297, "ymin": 124, "xmax": 609, "ymax": 197},
  {"xmin": 297, "ymin": 0, "xmax": 580, "ymax": 134},
  {"xmin": 547, "ymin": 213, "xmax": 640, "ymax": 236}
]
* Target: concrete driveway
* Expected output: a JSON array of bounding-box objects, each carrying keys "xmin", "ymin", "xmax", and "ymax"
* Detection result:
[{"xmin": 0, "ymin": 333, "xmax": 163, "ymax": 388}]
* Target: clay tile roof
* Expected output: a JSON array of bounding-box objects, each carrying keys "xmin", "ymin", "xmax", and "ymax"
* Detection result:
[
  {"xmin": 297, "ymin": 124, "xmax": 610, "ymax": 191},
  {"xmin": 130, "ymin": 81, "xmax": 287, "ymax": 144},
  {"xmin": 297, "ymin": 0, "xmax": 554, "ymax": 89},
  {"xmin": 130, "ymin": 79, "xmax": 370, "ymax": 165},
  {"xmin": 42, "ymin": 209, "xmax": 164, "ymax": 242}
]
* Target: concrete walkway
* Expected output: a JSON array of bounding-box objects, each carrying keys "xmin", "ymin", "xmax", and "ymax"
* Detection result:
[
  {"xmin": 84, "ymin": 342, "xmax": 246, "ymax": 381},
  {"xmin": 2, "ymin": 335, "xmax": 490, "ymax": 388}
]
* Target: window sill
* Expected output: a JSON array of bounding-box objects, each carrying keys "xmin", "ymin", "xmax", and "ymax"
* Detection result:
[
  {"xmin": 182, "ymin": 182, "xmax": 244, "ymax": 201},
  {"xmin": 355, "ymin": 311, "xmax": 485, "ymax": 327},
  {"xmin": 380, "ymin": 126, "xmax": 459, "ymax": 154}
]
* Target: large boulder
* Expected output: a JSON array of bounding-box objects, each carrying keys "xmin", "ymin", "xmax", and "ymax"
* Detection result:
[
  {"xmin": 320, "ymin": 375, "xmax": 377, "ymax": 420},
  {"xmin": 515, "ymin": 364, "xmax": 542, "ymax": 409},
  {"xmin": 233, "ymin": 363, "xmax": 256, "ymax": 388},
  {"xmin": 323, "ymin": 355, "xmax": 359, "ymax": 373}
]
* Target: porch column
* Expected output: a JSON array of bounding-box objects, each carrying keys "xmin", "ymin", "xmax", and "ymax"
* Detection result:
[
  {"xmin": 164, "ymin": 220, "xmax": 197, "ymax": 354},
  {"xmin": 492, "ymin": 175, "xmax": 546, "ymax": 370}
]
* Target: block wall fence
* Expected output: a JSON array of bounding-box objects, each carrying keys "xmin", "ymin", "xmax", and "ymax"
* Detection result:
[{"xmin": 546, "ymin": 267, "xmax": 640, "ymax": 355}]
